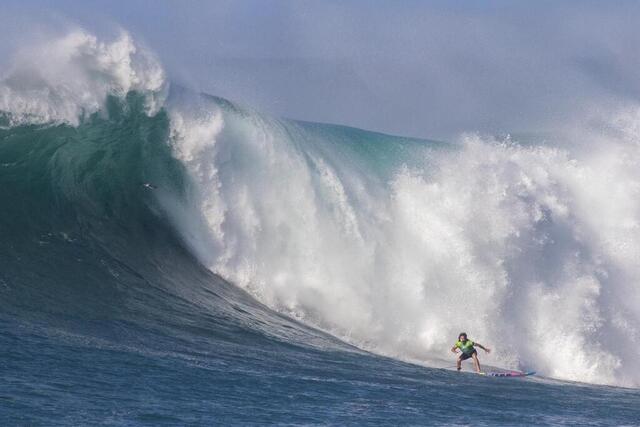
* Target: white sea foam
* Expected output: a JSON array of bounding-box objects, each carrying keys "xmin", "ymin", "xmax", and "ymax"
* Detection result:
[
  {"xmin": 167, "ymin": 97, "xmax": 640, "ymax": 388},
  {"xmin": 0, "ymin": 29, "xmax": 166, "ymax": 126}
]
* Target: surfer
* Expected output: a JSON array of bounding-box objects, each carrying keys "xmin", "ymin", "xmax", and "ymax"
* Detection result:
[{"xmin": 451, "ymin": 332, "xmax": 491, "ymax": 373}]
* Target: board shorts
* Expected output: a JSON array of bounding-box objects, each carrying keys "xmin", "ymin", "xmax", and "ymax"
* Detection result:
[{"xmin": 459, "ymin": 349, "xmax": 477, "ymax": 361}]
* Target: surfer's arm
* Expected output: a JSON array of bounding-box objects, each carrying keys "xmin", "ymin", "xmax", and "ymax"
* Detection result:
[
  {"xmin": 450, "ymin": 345, "xmax": 459, "ymax": 353},
  {"xmin": 474, "ymin": 343, "xmax": 491, "ymax": 353}
]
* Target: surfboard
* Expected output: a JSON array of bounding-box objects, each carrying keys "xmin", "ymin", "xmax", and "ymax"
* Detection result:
[{"xmin": 479, "ymin": 370, "xmax": 535, "ymax": 377}]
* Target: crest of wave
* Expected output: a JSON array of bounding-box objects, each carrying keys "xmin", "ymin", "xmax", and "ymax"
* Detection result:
[
  {"xmin": 166, "ymin": 97, "xmax": 640, "ymax": 387},
  {"xmin": 0, "ymin": 29, "xmax": 167, "ymax": 126}
]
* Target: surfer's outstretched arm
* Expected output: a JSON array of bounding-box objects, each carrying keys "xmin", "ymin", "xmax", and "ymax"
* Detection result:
[
  {"xmin": 474, "ymin": 343, "xmax": 491, "ymax": 353},
  {"xmin": 450, "ymin": 345, "xmax": 459, "ymax": 353}
]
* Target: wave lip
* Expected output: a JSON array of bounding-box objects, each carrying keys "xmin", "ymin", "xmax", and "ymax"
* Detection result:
[{"xmin": 0, "ymin": 29, "xmax": 167, "ymax": 127}]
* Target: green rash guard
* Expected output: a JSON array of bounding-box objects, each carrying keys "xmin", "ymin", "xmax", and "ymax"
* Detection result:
[{"xmin": 455, "ymin": 339, "xmax": 476, "ymax": 355}]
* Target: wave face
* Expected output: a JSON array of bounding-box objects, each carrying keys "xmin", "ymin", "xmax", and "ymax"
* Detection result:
[
  {"xmin": 1, "ymin": 28, "xmax": 640, "ymax": 396},
  {"xmin": 166, "ymin": 94, "xmax": 640, "ymax": 388}
]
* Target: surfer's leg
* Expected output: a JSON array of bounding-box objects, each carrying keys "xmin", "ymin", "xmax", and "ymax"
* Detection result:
[
  {"xmin": 457, "ymin": 352, "xmax": 471, "ymax": 371},
  {"xmin": 471, "ymin": 352, "xmax": 481, "ymax": 373}
]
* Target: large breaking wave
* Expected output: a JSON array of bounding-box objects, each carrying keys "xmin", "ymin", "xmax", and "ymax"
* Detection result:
[{"xmin": 2, "ymin": 29, "xmax": 639, "ymax": 388}]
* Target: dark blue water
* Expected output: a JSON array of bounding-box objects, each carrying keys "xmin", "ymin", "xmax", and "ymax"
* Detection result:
[
  {"xmin": 3, "ymin": 310, "xmax": 639, "ymax": 425},
  {"xmin": 1, "ymin": 95, "xmax": 639, "ymax": 426}
]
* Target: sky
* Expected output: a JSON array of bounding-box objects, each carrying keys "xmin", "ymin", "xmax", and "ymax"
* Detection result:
[{"xmin": 2, "ymin": 0, "xmax": 640, "ymax": 139}]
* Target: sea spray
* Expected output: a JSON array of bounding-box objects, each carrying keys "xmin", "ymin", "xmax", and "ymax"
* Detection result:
[
  {"xmin": 0, "ymin": 29, "xmax": 166, "ymax": 127},
  {"xmin": 166, "ymin": 96, "xmax": 640, "ymax": 387}
]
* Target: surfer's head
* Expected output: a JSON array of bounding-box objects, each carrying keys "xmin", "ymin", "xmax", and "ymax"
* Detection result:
[{"xmin": 458, "ymin": 332, "xmax": 467, "ymax": 341}]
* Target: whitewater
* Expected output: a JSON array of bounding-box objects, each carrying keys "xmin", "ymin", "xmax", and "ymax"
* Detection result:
[{"xmin": 1, "ymin": 29, "xmax": 639, "ymax": 425}]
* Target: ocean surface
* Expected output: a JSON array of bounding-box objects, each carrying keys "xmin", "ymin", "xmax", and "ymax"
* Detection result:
[{"xmin": 1, "ymin": 30, "xmax": 640, "ymax": 426}]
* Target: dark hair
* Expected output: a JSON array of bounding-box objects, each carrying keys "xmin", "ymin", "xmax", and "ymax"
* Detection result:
[{"xmin": 459, "ymin": 332, "xmax": 467, "ymax": 340}]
